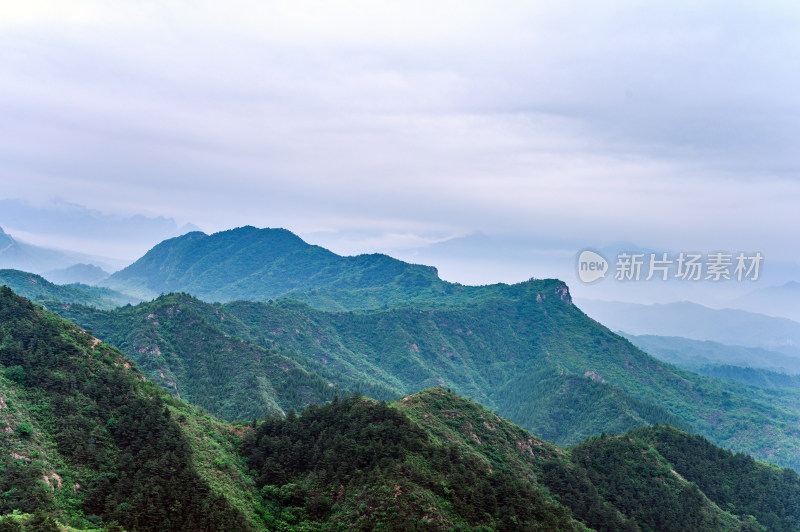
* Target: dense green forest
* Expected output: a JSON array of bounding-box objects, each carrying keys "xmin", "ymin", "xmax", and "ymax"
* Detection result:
[
  {"xmin": 631, "ymin": 425, "xmax": 800, "ymax": 530},
  {"xmin": 3, "ymin": 289, "xmax": 798, "ymax": 530},
  {"xmin": 0, "ymin": 287, "xmax": 260, "ymax": 531},
  {"xmin": 56, "ymin": 288, "xmax": 800, "ymax": 472},
  {"xmin": 48, "ymin": 294, "xmax": 372, "ymax": 421},
  {"xmin": 241, "ymin": 393, "xmax": 587, "ymax": 531}
]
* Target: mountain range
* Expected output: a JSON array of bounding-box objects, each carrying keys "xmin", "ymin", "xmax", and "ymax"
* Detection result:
[
  {"xmin": 729, "ymin": 281, "xmax": 800, "ymax": 322},
  {"xmin": 98, "ymin": 226, "xmax": 547, "ymax": 310},
  {"xmin": 3, "ymin": 225, "xmax": 800, "ymax": 529},
  {"xmin": 18, "ymin": 225, "xmax": 789, "ymax": 473},
  {"xmin": 622, "ymin": 333, "xmax": 800, "ymax": 375},
  {"xmin": 54, "ymin": 287, "xmax": 800, "ymax": 473},
  {"xmin": 2, "ymin": 287, "xmax": 797, "ymax": 530},
  {"xmin": 575, "ymin": 298, "xmax": 800, "ymax": 355}
]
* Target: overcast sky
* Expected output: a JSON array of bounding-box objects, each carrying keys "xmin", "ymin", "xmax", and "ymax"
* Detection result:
[{"xmin": 1, "ymin": 1, "xmax": 799, "ymax": 283}]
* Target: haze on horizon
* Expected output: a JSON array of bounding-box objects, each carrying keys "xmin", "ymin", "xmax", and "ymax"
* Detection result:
[{"xmin": 1, "ymin": 1, "xmax": 799, "ymax": 293}]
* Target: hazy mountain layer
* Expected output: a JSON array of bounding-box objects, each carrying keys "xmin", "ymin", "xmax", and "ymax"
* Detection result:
[
  {"xmin": 577, "ymin": 298, "xmax": 800, "ymax": 355},
  {"xmin": 0, "ymin": 225, "xmax": 123, "ymax": 274},
  {"xmin": 622, "ymin": 333, "xmax": 800, "ymax": 374},
  {"xmin": 729, "ymin": 281, "xmax": 800, "ymax": 322},
  {"xmin": 42, "ymin": 263, "xmax": 109, "ymax": 285}
]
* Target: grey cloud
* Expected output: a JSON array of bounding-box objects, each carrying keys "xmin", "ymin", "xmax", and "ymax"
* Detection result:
[{"xmin": 0, "ymin": 1, "xmax": 798, "ymax": 278}]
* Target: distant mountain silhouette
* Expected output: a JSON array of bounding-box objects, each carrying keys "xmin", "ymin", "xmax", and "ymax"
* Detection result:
[
  {"xmin": 0, "ymin": 225, "xmax": 110, "ymax": 273},
  {"xmin": 728, "ymin": 280, "xmax": 800, "ymax": 322},
  {"xmin": 42, "ymin": 263, "xmax": 109, "ymax": 285}
]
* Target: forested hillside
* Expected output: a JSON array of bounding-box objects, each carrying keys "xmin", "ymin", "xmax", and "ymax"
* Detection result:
[
  {"xmin": 3, "ymin": 289, "xmax": 798, "ymax": 530},
  {"xmin": 55, "ymin": 286, "xmax": 800, "ymax": 472},
  {"xmin": 0, "ymin": 287, "xmax": 260, "ymax": 531}
]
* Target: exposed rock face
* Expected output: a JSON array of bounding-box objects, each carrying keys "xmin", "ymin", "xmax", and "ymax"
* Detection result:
[{"xmin": 555, "ymin": 284, "xmax": 572, "ymax": 304}]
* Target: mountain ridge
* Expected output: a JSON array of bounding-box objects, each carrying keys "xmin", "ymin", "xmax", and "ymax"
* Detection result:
[
  {"xmin": 622, "ymin": 333, "xmax": 800, "ymax": 375},
  {"xmin": 576, "ymin": 298, "xmax": 800, "ymax": 354},
  {"xmin": 100, "ymin": 226, "xmax": 554, "ymax": 310},
  {"xmin": 55, "ymin": 286, "xmax": 800, "ymax": 472},
  {"xmin": 0, "ymin": 268, "xmax": 140, "ymax": 310}
]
